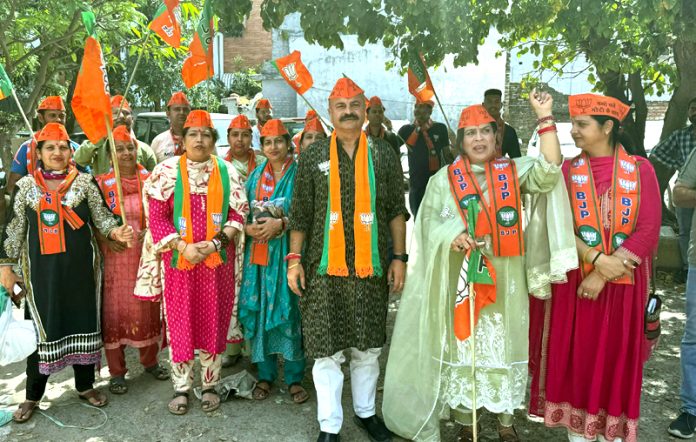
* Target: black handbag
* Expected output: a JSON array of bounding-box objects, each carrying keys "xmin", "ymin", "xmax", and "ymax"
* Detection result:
[{"xmin": 644, "ymin": 260, "xmax": 662, "ymax": 341}]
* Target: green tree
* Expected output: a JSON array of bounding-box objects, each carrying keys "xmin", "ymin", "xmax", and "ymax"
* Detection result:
[{"xmin": 257, "ymin": 0, "xmax": 695, "ymax": 156}]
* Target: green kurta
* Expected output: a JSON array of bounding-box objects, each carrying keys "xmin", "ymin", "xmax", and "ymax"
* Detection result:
[
  {"xmin": 287, "ymin": 137, "xmax": 408, "ymax": 359},
  {"xmin": 382, "ymin": 156, "xmax": 577, "ymax": 441},
  {"xmin": 73, "ymin": 138, "xmax": 157, "ymax": 175}
]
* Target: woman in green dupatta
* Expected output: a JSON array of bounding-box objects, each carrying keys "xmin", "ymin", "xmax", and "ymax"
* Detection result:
[
  {"xmin": 239, "ymin": 119, "xmax": 308, "ymax": 405},
  {"xmin": 382, "ymin": 91, "xmax": 577, "ymax": 441}
]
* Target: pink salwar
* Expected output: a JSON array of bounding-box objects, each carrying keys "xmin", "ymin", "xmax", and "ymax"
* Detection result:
[{"xmin": 529, "ymin": 156, "xmax": 661, "ymax": 442}]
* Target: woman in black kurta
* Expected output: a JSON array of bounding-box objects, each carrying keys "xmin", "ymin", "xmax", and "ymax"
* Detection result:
[{"xmin": 0, "ymin": 123, "xmax": 133, "ymax": 423}]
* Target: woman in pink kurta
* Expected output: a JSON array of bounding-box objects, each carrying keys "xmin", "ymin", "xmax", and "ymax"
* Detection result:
[
  {"xmin": 139, "ymin": 110, "xmax": 248, "ymax": 415},
  {"xmin": 97, "ymin": 127, "xmax": 167, "ymax": 395},
  {"xmin": 529, "ymin": 94, "xmax": 661, "ymax": 442}
]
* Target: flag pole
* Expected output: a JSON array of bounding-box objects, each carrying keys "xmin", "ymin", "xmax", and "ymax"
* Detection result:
[
  {"xmin": 469, "ymin": 283, "xmax": 478, "ymax": 442},
  {"xmin": 104, "ymin": 115, "xmax": 130, "ymax": 244},
  {"xmin": 298, "ymin": 93, "xmax": 332, "ymax": 132},
  {"xmin": 10, "ymin": 89, "xmax": 38, "ymax": 143},
  {"xmin": 115, "ymin": 30, "xmax": 152, "ymax": 118}
]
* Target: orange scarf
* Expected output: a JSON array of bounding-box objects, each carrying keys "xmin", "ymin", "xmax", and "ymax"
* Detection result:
[
  {"xmin": 319, "ymin": 132, "xmax": 381, "ymax": 278},
  {"xmin": 98, "ymin": 164, "xmax": 150, "ymax": 229},
  {"xmin": 250, "ymin": 157, "xmax": 293, "ymax": 266},
  {"xmin": 172, "ymin": 155, "xmax": 231, "ymax": 270},
  {"xmin": 34, "ymin": 166, "xmax": 84, "ymax": 255},
  {"xmin": 447, "ymin": 155, "xmax": 524, "ymax": 257},
  {"xmin": 226, "ymin": 149, "xmax": 257, "ymax": 176},
  {"xmin": 405, "ymin": 119, "xmax": 439, "ymax": 172},
  {"xmin": 569, "ymin": 146, "xmax": 639, "ymax": 284},
  {"xmin": 26, "ymin": 131, "xmax": 41, "ymax": 174}
]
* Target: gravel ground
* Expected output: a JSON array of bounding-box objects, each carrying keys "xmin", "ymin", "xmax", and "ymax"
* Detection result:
[{"xmin": 0, "ymin": 271, "xmax": 688, "ymax": 441}]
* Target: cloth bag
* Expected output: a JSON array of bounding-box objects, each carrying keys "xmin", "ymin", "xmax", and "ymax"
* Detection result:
[{"xmin": 0, "ymin": 292, "xmax": 37, "ymax": 366}]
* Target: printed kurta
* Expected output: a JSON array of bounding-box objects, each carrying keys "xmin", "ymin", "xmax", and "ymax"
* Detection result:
[
  {"xmin": 288, "ymin": 137, "xmax": 408, "ymax": 359},
  {"xmin": 239, "ymin": 160, "xmax": 304, "ymax": 364},
  {"xmin": 98, "ymin": 175, "xmax": 160, "ymax": 350},
  {"xmin": 143, "ymin": 156, "xmax": 248, "ymax": 363},
  {"xmin": 528, "ymin": 156, "xmax": 661, "ymax": 442},
  {"xmin": 0, "ymin": 173, "xmax": 119, "ymax": 374},
  {"xmin": 383, "ymin": 156, "xmax": 578, "ymax": 441}
]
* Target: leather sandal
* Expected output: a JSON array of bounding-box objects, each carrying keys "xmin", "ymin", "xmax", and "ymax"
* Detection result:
[
  {"xmin": 77, "ymin": 388, "xmax": 108, "ymax": 407},
  {"xmin": 252, "ymin": 381, "xmax": 272, "ymax": 400},
  {"xmin": 12, "ymin": 401, "xmax": 38, "ymax": 424},
  {"xmin": 108, "ymin": 376, "xmax": 128, "ymax": 394},
  {"xmin": 288, "ymin": 383, "xmax": 309, "ymax": 404},
  {"xmin": 200, "ymin": 388, "xmax": 220, "ymax": 412},
  {"xmin": 497, "ymin": 423, "xmax": 519, "ymax": 442},
  {"xmin": 168, "ymin": 391, "xmax": 189, "ymax": 415},
  {"xmin": 144, "ymin": 363, "xmax": 170, "ymax": 381}
]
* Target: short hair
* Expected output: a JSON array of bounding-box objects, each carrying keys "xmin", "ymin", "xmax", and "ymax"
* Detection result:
[
  {"xmin": 182, "ymin": 126, "xmax": 219, "ymax": 144},
  {"xmin": 484, "ymin": 89, "xmax": 503, "ymax": 98}
]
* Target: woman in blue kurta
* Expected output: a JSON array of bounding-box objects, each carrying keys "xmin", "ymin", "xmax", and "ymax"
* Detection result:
[{"xmin": 238, "ymin": 119, "xmax": 308, "ymax": 404}]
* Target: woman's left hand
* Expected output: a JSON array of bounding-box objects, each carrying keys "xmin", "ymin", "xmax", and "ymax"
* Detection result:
[
  {"xmin": 193, "ymin": 241, "xmax": 216, "ymax": 256},
  {"xmin": 110, "ymin": 225, "xmax": 135, "ymax": 245},
  {"xmin": 576, "ymin": 271, "xmax": 607, "ymax": 301},
  {"xmin": 255, "ymin": 218, "xmax": 283, "ymax": 241},
  {"xmin": 529, "ymin": 88, "xmax": 554, "ymax": 118}
]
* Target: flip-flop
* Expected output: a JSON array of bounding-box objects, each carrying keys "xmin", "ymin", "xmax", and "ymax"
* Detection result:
[
  {"xmin": 168, "ymin": 391, "xmax": 189, "ymax": 415},
  {"xmin": 200, "ymin": 388, "xmax": 220, "ymax": 412},
  {"xmin": 288, "ymin": 383, "xmax": 309, "ymax": 404},
  {"xmin": 12, "ymin": 401, "xmax": 38, "ymax": 424},
  {"xmin": 77, "ymin": 389, "xmax": 109, "ymax": 408}
]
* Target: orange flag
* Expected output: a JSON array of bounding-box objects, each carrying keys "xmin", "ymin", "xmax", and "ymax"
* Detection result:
[
  {"xmin": 150, "ymin": 0, "xmax": 181, "ymax": 48},
  {"xmin": 72, "ymin": 35, "xmax": 113, "ymax": 144},
  {"xmin": 407, "ymin": 51, "xmax": 435, "ymax": 103},
  {"xmin": 273, "ymin": 50, "xmax": 314, "ymax": 95},
  {"xmin": 181, "ymin": 0, "xmax": 214, "ymax": 88}
]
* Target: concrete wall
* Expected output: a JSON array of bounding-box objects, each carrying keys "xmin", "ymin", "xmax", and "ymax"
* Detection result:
[{"xmin": 261, "ymin": 14, "xmax": 508, "ymax": 125}]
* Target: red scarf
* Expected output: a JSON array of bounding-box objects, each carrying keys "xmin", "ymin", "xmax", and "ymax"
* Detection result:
[
  {"xmin": 33, "ymin": 166, "xmax": 84, "ymax": 255},
  {"xmin": 405, "ymin": 119, "xmax": 439, "ymax": 172},
  {"xmin": 568, "ymin": 146, "xmax": 639, "ymax": 284},
  {"xmin": 250, "ymin": 158, "xmax": 292, "ymax": 266},
  {"xmin": 97, "ymin": 164, "xmax": 150, "ymax": 229}
]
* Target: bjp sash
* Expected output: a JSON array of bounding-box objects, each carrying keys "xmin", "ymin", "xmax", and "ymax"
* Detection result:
[
  {"xmin": 33, "ymin": 166, "xmax": 84, "ymax": 255},
  {"xmin": 447, "ymin": 156, "xmax": 522, "ymax": 340},
  {"xmin": 447, "ymin": 156, "xmax": 524, "ymax": 257},
  {"xmin": 98, "ymin": 164, "xmax": 150, "ymax": 229},
  {"xmin": 319, "ymin": 132, "xmax": 381, "ymax": 278},
  {"xmin": 568, "ymin": 146, "xmax": 639, "ymax": 284},
  {"xmin": 250, "ymin": 157, "xmax": 293, "ymax": 266},
  {"xmin": 171, "ymin": 155, "xmax": 230, "ymax": 270}
]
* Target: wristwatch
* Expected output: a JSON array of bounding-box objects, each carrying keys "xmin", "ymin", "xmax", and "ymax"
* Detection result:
[{"xmin": 392, "ymin": 253, "xmax": 409, "ymax": 263}]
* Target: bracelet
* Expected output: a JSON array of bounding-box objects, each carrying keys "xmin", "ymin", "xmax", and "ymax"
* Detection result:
[
  {"xmin": 288, "ymin": 263, "xmax": 299, "ymax": 270},
  {"xmin": 537, "ymin": 124, "xmax": 557, "ymax": 136},
  {"xmin": 582, "ymin": 247, "xmax": 594, "ymax": 264},
  {"xmin": 284, "ymin": 253, "xmax": 302, "ymax": 262},
  {"xmin": 176, "ymin": 240, "xmax": 187, "ymax": 253},
  {"xmin": 214, "ymin": 231, "xmax": 232, "ymax": 249},
  {"xmin": 211, "ymin": 238, "xmax": 222, "ymax": 252},
  {"xmin": 591, "ymin": 251, "xmax": 603, "ymax": 266},
  {"xmin": 536, "ymin": 115, "xmax": 555, "ymax": 125}
]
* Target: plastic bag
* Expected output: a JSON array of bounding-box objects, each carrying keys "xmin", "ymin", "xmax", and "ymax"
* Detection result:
[{"xmin": 0, "ymin": 292, "xmax": 37, "ymax": 366}]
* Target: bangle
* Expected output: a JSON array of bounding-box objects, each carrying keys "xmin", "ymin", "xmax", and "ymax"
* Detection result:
[
  {"xmin": 582, "ymin": 247, "xmax": 594, "ymax": 264},
  {"xmin": 591, "ymin": 251, "xmax": 603, "ymax": 266},
  {"xmin": 537, "ymin": 125, "xmax": 557, "ymax": 136},
  {"xmin": 536, "ymin": 115, "xmax": 555, "ymax": 125},
  {"xmin": 176, "ymin": 240, "xmax": 187, "ymax": 253},
  {"xmin": 211, "ymin": 238, "xmax": 222, "ymax": 252},
  {"xmin": 214, "ymin": 231, "xmax": 232, "ymax": 249},
  {"xmin": 284, "ymin": 253, "xmax": 302, "ymax": 262},
  {"xmin": 288, "ymin": 263, "xmax": 299, "ymax": 270}
]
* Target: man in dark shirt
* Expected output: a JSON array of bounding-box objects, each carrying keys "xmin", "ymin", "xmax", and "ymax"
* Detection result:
[
  {"xmin": 398, "ymin": 99, "xmax": 450, "ymax": 217},
  {"xmin": 482, "ymin": 88, "xmax": 522, "ymax": 159},
  {"xmin": 365, "ymin": 96, "xmax": 402, "ymax": 157}
]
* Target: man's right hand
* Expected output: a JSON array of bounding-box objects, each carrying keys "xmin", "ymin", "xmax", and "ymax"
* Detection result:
[
  {"xmin": 287, "ymin": 261, "xmax": 305, "ymax": 297},
  {"xmin": 0, "ymin": 266, "xmax": 21, "ymax": 294}
]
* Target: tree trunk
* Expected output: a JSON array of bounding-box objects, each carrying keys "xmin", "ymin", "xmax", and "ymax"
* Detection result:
[{"xmin": 660, "ymin": 38, "xmax": 696, "ymax": 140}]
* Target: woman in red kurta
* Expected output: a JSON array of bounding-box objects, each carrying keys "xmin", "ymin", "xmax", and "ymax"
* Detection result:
[
  {"xmin": 529, "ymin": 94, "xmax": 661, "ymax": 442},
  {"xmin": 97, "ymin": 126, "xmax": 168, "ymax": 395}
]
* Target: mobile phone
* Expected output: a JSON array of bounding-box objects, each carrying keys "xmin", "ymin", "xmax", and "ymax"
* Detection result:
[{"xmin": 13, "ymin": 283, "xmax": 23, "ymax": 296}]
